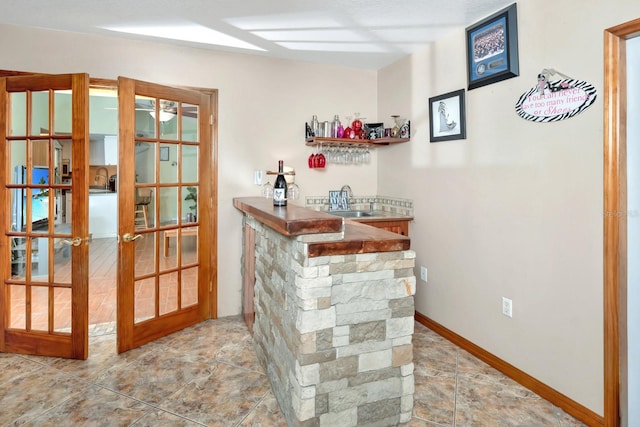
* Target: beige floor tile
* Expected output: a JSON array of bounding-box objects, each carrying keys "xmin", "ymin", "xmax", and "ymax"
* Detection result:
[
  {"xmin": 238, "ymin": 390, "xmax": 287, "ymax": 426},
  {"xmin": 455, "ymin": 375, "xmax": 559, "ymax": 426},
  {"xmin": 413, "ymin": 373, "xmax": 456, "ymax": 425},
  {"xmin": 158, "ymin": 362, "xmax": 271, "ymax": 426},
  {"xmin": 0, "ymin": 367, "xmax": 90, "ymax": 425},
  {"xmin": 20, "ymin": 386, "xmax": 152, "ymax": 427},
  {"xmin": 131, "ymin": 409, "xmax": 206, "ymax": 426},
  {"xmin": 95, "ymin": 347, "xmax": 213, "ymax": 406},
  {"xmin": 0, "ymin": 354, "xmax": 45, "ymax": 385}
]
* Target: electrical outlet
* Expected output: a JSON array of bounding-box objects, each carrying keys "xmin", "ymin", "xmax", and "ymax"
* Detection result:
[
  {"xmin": 420, "ymin": 266, "xmax": 427, "ymax": 282},
  {"xmin": 502, "ymin": 297, "xmax": 513, "ymax": 318}
]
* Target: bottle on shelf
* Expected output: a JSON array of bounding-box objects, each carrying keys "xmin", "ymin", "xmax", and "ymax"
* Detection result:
[
  {"xmin": 311, "ymin": 115, "xmax": 319, "ymax": 137},
  {"xmin": 332, "ymin": 115, "xmax": 342, "ymax": 138},
  {"xmin": 273, "ymin": 160, "xmax": 287, "ymax": 207}
]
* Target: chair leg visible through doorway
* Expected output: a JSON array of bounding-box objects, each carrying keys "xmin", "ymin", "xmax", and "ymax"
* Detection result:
[{"xmin": 135, "ymin": 188, "xmax": 152, "ymax": 230}]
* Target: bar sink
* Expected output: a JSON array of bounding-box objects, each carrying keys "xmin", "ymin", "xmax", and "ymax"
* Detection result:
[{"xmin": 330, "ymin": 210, "xmax": 375, "ymax": 218}]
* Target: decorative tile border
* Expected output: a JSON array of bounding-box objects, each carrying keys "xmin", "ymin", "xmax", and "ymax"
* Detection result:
[{"xmin": 305, "ymin": 195, "xmax": 414, "ymax": 217}]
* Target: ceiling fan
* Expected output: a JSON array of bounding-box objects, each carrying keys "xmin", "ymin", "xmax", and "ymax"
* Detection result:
[
  {"xmin": 105, "ymin": 99, "xmax": 198, "ymax": 119},
  {"xmin": 135, "ymin": 99, "xmax": 198, "ymax": 120}
]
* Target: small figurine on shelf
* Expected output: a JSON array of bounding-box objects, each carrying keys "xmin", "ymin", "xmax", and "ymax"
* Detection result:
[
  {"xmin": 399, "ymin": 120, "xmax": 411, "ymax": 138},
  {"xmin": 391, "ymin": 115, "xmax": 401, "ymax": 137},
  {"xmin": 351, "ymin": 113, "xmax": 364, "ymax": 139}
]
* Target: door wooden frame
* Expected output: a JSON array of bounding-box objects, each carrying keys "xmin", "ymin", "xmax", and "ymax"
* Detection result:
[
  {"xmin": 604, "ymin": 17, "xmax": 640, "ymax": 427},
  {"xmin": 116, "ymin": 77, "xmax": 217, "ymax": 352},
  {"xmin": 0, "ymin": 70, "xmax": 219, "ymax": 353},
  {"xmin": 0, "ymin": 73, "xmax": 90, "ymax": 359}
]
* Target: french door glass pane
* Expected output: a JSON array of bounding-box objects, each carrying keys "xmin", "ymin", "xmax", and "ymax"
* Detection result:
[
  {"xmin": 32, "ymin": 139, "xmax": 49, "ymax": 168},
  {"xmin": 180, "ymin": 227, "xmax": 198, "ymax": 266},
  {"xmin": 31, "ymin": 237, "xmax": 50, "ymax": 280},
  {"xmin": 53, "ymin": 90, "xmax": 72, "ymax": 135},
  {"xmin": 10, "ymin": 237, "xmax": 27, "ymax": 280},
  {"xmin": 160, "ymin": 230, "xmax": 178, "ymax": 271},
  {"xmin": 159, "ymin": 143, "xmax": 177, "ymax": 183},
  {"xmin": 9, "ymin": 140, "xmax": 27, "ymax": 183},
  {"xmin": 134, "ymin": 232, "xmax": 156, "ymax": 277},
  {"xmin": 8, "ymin": 285, "xmax": 25, "ymax": 329},
  {"xmin": 30, "ymin": 285, "xmax": 48, "ymax": 331},
  {"xmin": 135, "ymin": 142, "xmax": 155, "ymax": 184},
  {"xmin": 181, "ymin": 145, "xmax": 198, "ymax": 182},
  {"xmin": 181, "ymin": 186, "xmax": 197, "ymax": 224},
  {"xmin": 181, "ymin": 103, "xmax": 198, "ymax": 142},
  {"xmin": 53, "ymin": 287, "xmax": 71, "ymax": 333},
  {"xmin": 31, "ymin": 91, "xmax": 49, "ymax": 136},
  {"xmin": 181, "ymin": 267, "xmax": 198, "ymax": 308},
  {"xmin": 135, "ymin": 96, "xmax": 156, "ymax": 138},
  {"xmin": 134, "ymin": 277, "xmax": 155, "ymax": 323},
  {"xmin": 9, "ymin": 92, "xmax": 26, "ymax": 136},
  {"xmin": 53, "ymin": 239, "xmax": 72, "ymax": 284},
  {"xmin": 159, "ymin": 99, "xmax": 178, "ymax": 140},
  {"xmin": 159, "ymin": 186, "xmax": 178, "ymax": 226},
  {"xmin": 159, "ymin": 272, "xmax": 178, "ymax": 315}
]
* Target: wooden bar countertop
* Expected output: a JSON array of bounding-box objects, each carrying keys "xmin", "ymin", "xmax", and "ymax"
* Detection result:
[{"xmin": 233, "ymin": 197, "xmax": 410, "ymax": 257}]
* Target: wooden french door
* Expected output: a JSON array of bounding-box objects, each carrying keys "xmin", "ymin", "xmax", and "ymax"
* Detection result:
[
  {"xmin": 0, "ymin": 73, "xmax": 90, "ymax": 359},
  {"xmin": 116, "ymin": 77, "xmax": 212, "ymax": 353}
]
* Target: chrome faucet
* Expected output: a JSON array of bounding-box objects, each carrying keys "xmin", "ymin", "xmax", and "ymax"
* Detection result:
[{"xmin": 340, "ymin": 185, "xmax": 353, "ymax": 210}]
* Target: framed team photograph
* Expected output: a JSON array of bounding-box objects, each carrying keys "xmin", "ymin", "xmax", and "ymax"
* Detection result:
[
  {"xmin": 466, "ymin": 3, "xmax": 519, "ymax": 90},
  {"xmin": 429, "ymin": 89, "xmax": 466, "ymax": 143}
]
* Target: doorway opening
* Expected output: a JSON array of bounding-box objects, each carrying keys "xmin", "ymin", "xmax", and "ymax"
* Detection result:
[
  {"xmin": 603, "ymin": 17, "xmax": 640, "ymax": 427},
  {"xmin": 9, "ymin": 86, "xmax": 120, "ymax": 336}
]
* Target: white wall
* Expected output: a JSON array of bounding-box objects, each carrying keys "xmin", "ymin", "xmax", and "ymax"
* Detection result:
[
  {"xmin": 0, "ymin": 23, "xmax": 381, "ymax": 318},
  {"xmin": 626, "ymin": 34, "xmax": 640, "ymax": 427},
  {"xmin": 377, "ymin": 0, "xmax": 640, "ymax": 416}
]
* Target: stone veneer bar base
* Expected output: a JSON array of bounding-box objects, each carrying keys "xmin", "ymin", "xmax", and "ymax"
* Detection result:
[{"xmin": 243, "ymin": 216, "xmax": 416, "ymax": 426}]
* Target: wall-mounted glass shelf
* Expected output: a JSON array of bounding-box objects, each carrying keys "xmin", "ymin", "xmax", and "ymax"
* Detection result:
[{"xmin": 305, "ymin": 137, "xmax": 410, "ymax": 147}]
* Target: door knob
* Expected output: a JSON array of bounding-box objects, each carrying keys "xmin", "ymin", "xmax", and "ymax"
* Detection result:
[
  {"xmin": 60, "ymin": 237, "xmax": 83, "ymax": 247},
  {"xmin": 122, "ymin": 233, "xmax": 143, "ymax": 242}
]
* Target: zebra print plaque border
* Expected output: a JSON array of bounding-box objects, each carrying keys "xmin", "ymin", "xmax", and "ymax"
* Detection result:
[{"xmin": 515, "ymin": 79, "xmax": 597, "ymax": 122}]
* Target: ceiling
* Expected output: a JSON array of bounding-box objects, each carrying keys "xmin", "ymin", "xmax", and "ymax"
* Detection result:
[{"xmin": 1, "ymin": 0, "xmax": 515, "ymax": 70}]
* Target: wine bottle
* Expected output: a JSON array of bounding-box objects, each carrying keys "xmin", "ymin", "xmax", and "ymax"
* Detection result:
[{"xmin": 273, "ymin": 160, "xmax": 287, "ymax": 207}]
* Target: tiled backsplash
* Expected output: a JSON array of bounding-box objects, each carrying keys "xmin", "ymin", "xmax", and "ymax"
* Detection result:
[{"xmin": 306, "ymin": 195, "xmax": 414, "ymax": 216}]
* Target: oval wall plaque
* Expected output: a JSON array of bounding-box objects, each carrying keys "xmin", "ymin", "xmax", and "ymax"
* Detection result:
[{"xmin": 515, "ymin": 79, "xmax": 597, "ymax": 122}]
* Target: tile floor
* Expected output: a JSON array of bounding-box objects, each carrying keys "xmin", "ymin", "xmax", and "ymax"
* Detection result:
[{"xmin": 0, "ymin": 316, "xmax": 587, "ymax": 426}]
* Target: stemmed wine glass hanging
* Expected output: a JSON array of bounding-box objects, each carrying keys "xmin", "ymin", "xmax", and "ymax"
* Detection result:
[
  {"xmin": 308, "ymin": 142, "xmax": 370, "ymax": 167},
  {"xmin": 308, "ymin": 142, "xmax": 326, "ymax": 168}
]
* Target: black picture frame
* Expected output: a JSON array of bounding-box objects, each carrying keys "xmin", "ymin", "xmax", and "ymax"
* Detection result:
[
  {"xmin": 62, "ymin": 159, "xmax": 70, "ymax": 177},
  {"xmin": 364, "ymin": 122, "xmax": 385, "ymax": 140},
  {"xmin": 160, "ymin": 146, "xmax": 170, "ymax": 161},
  {"xmin": 429, "ymin": 89, "xmax": 466, "ymax": 143},
  {"xmin": 466, "ymin": 3, "xmax": 519, "ymax": 90}
]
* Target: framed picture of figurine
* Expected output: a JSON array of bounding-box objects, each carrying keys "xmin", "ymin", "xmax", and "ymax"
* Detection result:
[{"xmin": 429, "ymin": 89, "xmax": 466, "ymax": 142}]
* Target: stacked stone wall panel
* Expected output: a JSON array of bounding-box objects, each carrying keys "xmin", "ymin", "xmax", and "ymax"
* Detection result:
[{"xmin": 245, "ymin": 217, "xmax": 416, "ymax": 426}]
